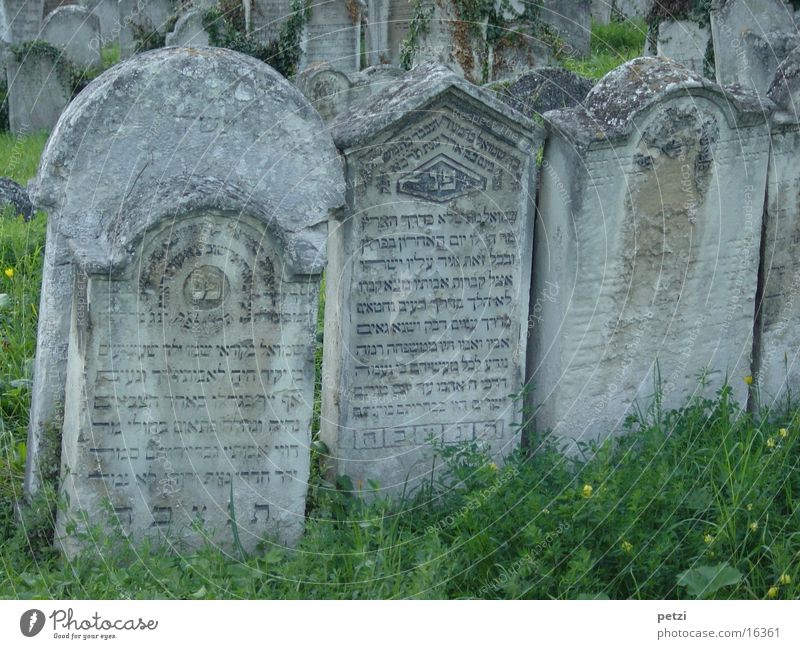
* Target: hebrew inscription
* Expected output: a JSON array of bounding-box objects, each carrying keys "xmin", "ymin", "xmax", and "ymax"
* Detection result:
[{"xmin": 58, "ymin": 214, "xmax": 317, "ymax": 552}]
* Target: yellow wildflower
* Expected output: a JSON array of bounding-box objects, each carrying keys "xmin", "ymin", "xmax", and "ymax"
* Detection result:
[
  {"xmin": 779, "ymin": 428, "xmax": 789, "ymax": 439},
  {"xmin": 747, "ymin": 503, "xmax": 753, "ymax": 511},
  {"xmin": 779, "ymin": 574, "xmax": 791, "ymax": 586},
  {"xmin": 749, "ymin": 521, "xmax": 759, "ymax": 532},
  {"xmin": 3, "ymin": 268, "xmax": 13, "ymax": 279},
  {"xmin": 767, "ymin": 586, "xmax": 779, "ymax": 599},
  {"xmin": 488, "ymin": 462, "xmax": 498, "ymax": 471},
  {"xmin": 704, "ymin": 533, "xmax": 714, "ymax": 545},
  {"xmin": 621, "ymin": 540, "xmax": 633, "ymax": 554},
  {"xmin": 744, "ymin": 375, "xmax": 753, "ymax": 385},
  {"xmin": 767, "ymin": 437, "xmax": 776, "ymax": 449},
  {"xmin": 582, "ymin": 484, "xmax": 593, "ymax": 498}
]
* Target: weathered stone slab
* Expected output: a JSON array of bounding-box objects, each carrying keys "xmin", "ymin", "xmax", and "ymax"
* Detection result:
[
  {"xmin": 299, "ymin": 0, "xmax": 361, "ymax": 73},
  {"xmin": 6, "ymin": 47, "xmax": 71, "ymax": 135},
  {"xmin": 388, "ymin": 0, "xmax": 413, "ymax": 66},
  {"xmin": 0, "ymin": 177, "xmax": 33, "ymax": 220},
  {"xmin": 531, "ymin": 57, "xmax": 771, "ymax": 449},
  {"xmin": 488, "ymin": 26, "xmax": 558, "ymax": 83},
  {"xmin": 653, "ymin": 18, "xmax": 711, "ymax": 77},
  {"xmin": 492, "ymin": 67, "xmax": 594, "ymax": 117},
  {"xmin": 365, "ymin": 0, "xmax": 388, "ymax": 65},
  {"xmin": 1, "ymin": 0, "xmax": 45, "ymax": 42},
  {"xmin": 612, "ymin": 0, "xmax": 653, "ymax": 20},
  {"xmin": 591, "ymin": 0, "xmax": 612, "ymax": 24},
  {"xmin": 295, "ymin": 62, "xmax": 403, "ymax": 120},
  {"xmin": 756, "ymin": 47, "xmax": 800, "ymax": 409},
  {"xmin": 324, "ymin": 61, "xmax": 541, "ymax": 496},
  {"xmin": 165, "ymin": 8, "xmax": 208, "ymax": 46},
  {"xmin": 711, "ymin": 0, "xmax": 799, "ymax": 96},
  {"xmin": 41, "ymin": 5, "xmax": 102, "ymax": 69},
  {"xmin": 25, "ymin": 47, "xmax": 344, "ymax": 554}
]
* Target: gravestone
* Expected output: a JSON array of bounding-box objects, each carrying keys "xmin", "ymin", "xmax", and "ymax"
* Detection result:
[
  {"xmin": 295, "ymin": 62, "xmax": 403, "ymax": 121},
  {"xmin": 488, "ymin": 24, "xmax": 558, "ymax": 83},
  {"xmin": 711, "ymin": 0, "xmax": 799, "ymax": 96},
  {"xmin": 6, "ymin": 47, "xmax": 71, "ymax": 136},
  {"xmin": 0, "ymin": 178, "xmax": 33, "ymax": 221},
  {"xmin": 651, "ymin": 19, "xmax": 711, "ymax": 77},
  {"xmin": 251, "ymin": 0, "xmax": 292, "ymax": 44},
  {"xmin": 366, "ymin": 0, "xmax": 388, "ymax": 65},
  {"xmin": 299, "ymin": 0, "xmax": 361, "ymax": 73},
  {"xmin": 323, "ymin": 61, "xmax": 542, "ymax": 496},
  {"xmin": 591, "ymin": 0, "xmax": 612, "ymax": 24},
  {"xmin": 119, "ymin": 0, "xmax": 176, "ymax": 58},
  {"xmin": 82, "ymin": 0, "xmax": 119, "ymax": 46},
  {"xmin": 413, "ymin": 0, "xmax": 487, "ymax": 83},
  {"xmin": 539, "ymin": 0, "xmax": 591, "ymax": 58},
  {"xmin": 388, "ymin": 0, "xmax": 413, "ymax": 66},
  {"xmin": 492, "ymin": 67, "xmax": 594, "ymax": 118},
  {"xmin": 41, "ymin": 6, "xmax": 102, "ymax": 69},
  {"xmin": 612, "ymin": 0, "xmax": 653, "ymax": 20},
  {"xmin": 756, "ymin": 47, "xmax": 800, "ymax": 409},
  {"xmin": 25, "ymin": 47, "xmax": 345, "ymax": 554},
  {"xmin": 165, "ymin": 8, "xmax": 209, "ymax": 46},
  {"xmin": 531, "ymin": 57, "xmax": 771, "ymax": 449},
  {"xmin": 1, "ymin": 0, "xmax": 45, "ymax": 42}
]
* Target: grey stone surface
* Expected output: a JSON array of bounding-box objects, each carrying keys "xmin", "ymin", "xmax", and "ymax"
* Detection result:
[
  {"xmin": 492, "ymin": 67, "xmax": 594, "ymax": 117},
  {"xmin": 25, "ymin": 47, "xmax": 345, "ymax": 554},
  {"xmin": 655, "ymin": 18, "xmax": 711, "ymax": 76},
  {"xmin": 0, "ymin": 177, "xmax": 33, "ymax": 220},
  {"xmin": 299, "ymin": 0, "xmax": 361, "ymax": 73},
  {"xmin": 165, "ymin": 8, "xmax": 208, "ymax": 46},
  {"xmin": 539, "ymin": 0, "xmax": 591, "ymax": 57},
  {"xmin": 388, "ymin": 0, "xmax": 413, "ymax": 66},
  {"xmin": 711, "ymin": 0, "xmax": 799, "ymax": 96},
  {"xmin": 591, "ymin": 0, "xmax": 612, "ymax": 24},
  {"xmin": 413, "ymin": 0, "xmax": 487, "ymax": 83},
  {"xmin": 365, "ymin": 0, "xmax": 388, "ymax": 65},
  {"xmin": 295, "ymin": 62, "xmax": 403, "ymax": 121},
  {"xmin": 488, "ymin": 25, "xmax": 558, "ymax": 82},
  {"xmin": 119, "ymin": 0, "xmax": 176, "ymax": 59},
  {"xmin": 612, "ymin": 0, "xmax": 653, "ymax": 20},
  {"xmin": 82, "ymin": 0, "xmax": 119, "ymax": 46},
  {"xmin": 41, "ymin": 5, "xmax": 102, "ymax": 69},
  {"xmin": 251, "ymin": 0, "xmax": 292, "ymax": 44},
  {"xmin": 532, "ymin": 56, "xmax": 772, "ymax": 450},
  {"xmin": 324, "ymin": 61, "xmax": 542, "ymax": 496},
  {"xmin": 1, "ymin": 0, "xmax": 45, "ymax": 42},
  {"xmin": 757, "ymin": 46, "xmax": 800, "ymax": 409},
  {"xmin": 6, "ymin": 48, "xmax": 71, "ymax": 136}
]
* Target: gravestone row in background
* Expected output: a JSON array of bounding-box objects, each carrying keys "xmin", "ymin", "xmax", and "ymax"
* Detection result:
[{"xmin": 21, "ymin": 44, "xmax": 800, "ymax": 553}]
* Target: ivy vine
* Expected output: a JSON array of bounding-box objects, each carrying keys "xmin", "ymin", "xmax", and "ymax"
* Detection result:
[{"xmin": 202, "ymin": 0, "xmax": 311, "ymax": 78}]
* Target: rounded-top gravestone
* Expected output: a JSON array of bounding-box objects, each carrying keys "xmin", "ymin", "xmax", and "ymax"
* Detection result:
[
  {"xmin": 27, "ymin": 46, "xmax": 345, "ymax": 555},
  {"xmin": 41, "ymin": 5, "xmax": 101, "ymax": 69}
]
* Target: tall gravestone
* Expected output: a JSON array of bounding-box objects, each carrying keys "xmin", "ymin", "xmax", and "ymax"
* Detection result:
[
  {"xmin": 323, "ymin": 61, "xmax": 541, "ymax": 496},
  {"xmin": 26, "ymin": 47, "xmax": 344, "ymax": 554},
  {"xmin": 299, "ymin": 0, "xmax": 361, "ymax": 73},
  {"xmin": 119, "ymin": 0, "xmax": 176, "ymax": 58},
  {"xmin": 6, "ymin": 47, "xmax": 71, "ymax": 135},
  {"xmin": 711, "ymin": 0, "xmax": 799, "ymax": 96},
  {"xmin": 42, "ymin": 6, "xmax": 102, "ymax": 69},
  {"xmin": 1, "ymin": 0, "xmax": 45, "ymax": 42},
  {"xmin": 755, "ymin": 46, "xmax": 800, "ymax": 409},
  {"xmin": 539, "ymin": 0, "xmax": 591, "ymax": 58},
  {"xmin": 531, "ymin": 57, "xmax": 771, "ymax": 449},
  {"xmin": 365, "ymin": 0, "xmax": 388, "ymax": 65}
]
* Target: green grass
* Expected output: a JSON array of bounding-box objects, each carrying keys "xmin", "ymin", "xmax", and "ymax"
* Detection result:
[
  {"xmin": 0, "ymin": 123, "xmax": 799, "ymax": 600},
  {"xmin": 0, "ymin": 132, "xmax": 47, "ymax": 185},
  {"xmin": 563, "ymin": 19, "xmax": 648, "ymax": 80}
]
